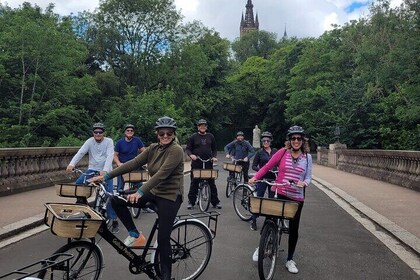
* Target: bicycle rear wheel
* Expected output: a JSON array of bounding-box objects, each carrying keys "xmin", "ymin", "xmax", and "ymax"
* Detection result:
[
  {"xmin": 128, "ymin": 183, "xmax": 141, "ymax": 218},
  {"xmin": 232, "ymin": 184, "xmax": 253, "ymax": 221},
  {"xmin": 154, "ymin": 220, "xmax": 212, "ymax": 280},
  {"xmin": 38, "ymin": 240, "xmax": 103, "ymax": 280},
  {"xmin": 198, "ymin": 182, "xmax": 211, "ymax": 212},
  {"xmin": 258, "ymin": 222, "xmax": 279, "ymax": 280}
]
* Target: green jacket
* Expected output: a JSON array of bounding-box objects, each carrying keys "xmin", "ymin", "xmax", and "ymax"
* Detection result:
[{"xmin": 107, "ymin": 141, "xmax": 184, "ymax": 202}]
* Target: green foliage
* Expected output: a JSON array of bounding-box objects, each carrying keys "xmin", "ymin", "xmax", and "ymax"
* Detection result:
[{"xmin": 231, "ymin": 31, "xmax": 279, "ymax": 63}]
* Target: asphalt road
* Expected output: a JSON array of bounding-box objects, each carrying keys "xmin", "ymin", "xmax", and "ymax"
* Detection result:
[{"xmin": 0, "ymin": 162, "xmax": 418, "ymax": 280}]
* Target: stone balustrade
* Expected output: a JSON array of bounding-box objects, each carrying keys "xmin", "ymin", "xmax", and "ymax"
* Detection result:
[
  {"xmin": 317, "ymin": 146, "xmax": 420, "ymax": 191},
  {"xmin": 0, "ymin": 147, "xmax": 87, "ymax": 196}
]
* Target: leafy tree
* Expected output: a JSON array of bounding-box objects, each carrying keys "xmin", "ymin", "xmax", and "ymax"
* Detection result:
[{"xmin": 231, "ymin": 30, "xmax": 278, "ymax": 63}]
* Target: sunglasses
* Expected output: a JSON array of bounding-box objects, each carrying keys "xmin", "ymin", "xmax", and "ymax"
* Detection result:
[
  {"xmin": 125, "ymin": 129, "xmax": 134, "ymax": 132},
  {"xmin": 262, "ymin": 139, "xmax": 271, "ymax": 143},
  {"xmin": 93, "ymin": 130, "xmax": 104, "ymax": 135},
  {"xmin": 158, "ymin": 131, "xmax": 174, "ymax": 137},
  {"xmin": 290, "ymin": 137, "xmax": 302, "ymax": 142}
]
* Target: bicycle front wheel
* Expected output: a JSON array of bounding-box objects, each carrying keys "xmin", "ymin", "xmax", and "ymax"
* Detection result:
[
  {"xmin": 154, "ymin": 220, "xmax": 212, "ymax": 280},
  {"xmin": 258, "ymin": 221, "xmax": 279, "ymax": 280},
  {"xmin": 198, "ymin": 182, "xmax": 211, "ymax": 212},
  {"xmin": 232, "ymin": 184, "xmax": 253, "ymax": 221},
  {"xmin": 38, "ymin": 240, "xmax": 103, "ymax": 280},
  {"xmin": 130, "ymin": 206, "xmax": 141, "ymax": 218},
  {"xmin": 226, "ymin": 177, "xmax": 235, "ymax": 198}
]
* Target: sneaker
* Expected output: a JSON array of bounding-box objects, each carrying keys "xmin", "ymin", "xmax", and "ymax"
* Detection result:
[
  {"xmin": 142, "ymin": 207, "xmax": 155, "ymax": 213},
  {"xmin": 124, "ymin": 232, "xmax": 146, "ymax": 247},
  {"xmin": 213, "ymin": 203, "xmax": 222, "ymax": 209},
  {"xmin": 187, "ymin": 203, "xmax": 193, "ymax": 210},
  {"xmin": 250, "ymin": 220, "xmax": 257, "ymax": 231},
  {"xmin": 252, "ymin": 247, "xmax": 259, "ymax": 262},
  {"xmin": 285, "ymin": 260, "xmax": 298, "ymax": 274},
  {"xmin": 111, "ymin": 220, "xmax": 119, "ymax": 234}
]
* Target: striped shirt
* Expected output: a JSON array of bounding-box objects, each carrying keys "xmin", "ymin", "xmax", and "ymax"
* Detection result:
[{"xmin": 254, "ymin": 148, "xmax": 312, "ymax": 201}]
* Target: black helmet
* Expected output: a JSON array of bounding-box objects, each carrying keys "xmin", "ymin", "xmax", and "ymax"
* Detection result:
[
  {"xmin": 287, "ymin": 125, "xmax": 305, "ymax": 137},
  {"xmin": 261, "ymin": 131, "xmax": 273, "ymax": 139},
  {"xmin": 197, "ymin": 119, "xmax": 207, "ymax": 125},
  {"xmin": 92, "ymin": 122, "xmax": 105, "ymax": 131},
  {"xmin": 236, "ymin": 131, "xmax": 244, "ymax": 136},
  {"xmin": 125, "ymin": 124, "xmax": 135, "ymax": 130},
  {"xmin": 155, "ymin": 116, "xmax": 177, "ymax": 130}
]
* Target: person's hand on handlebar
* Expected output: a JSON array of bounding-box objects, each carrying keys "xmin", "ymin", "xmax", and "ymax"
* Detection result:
[
  {"xmin": 296, "ymin": 181, "xmax": 306, "ymax": 188},
  {"xmin": 243, "ymin": 157, "xmax": 249, "ymax": 162},
  {"xmin": 127, "ymin": 192, "xmax": 141, "ymax": 204},
  {"xmin": 190, "ymin": 154, "xmax": 197, "ymax": 161},
  {"xmin": 225, "ymin": 154, "xmax": 231, "ymax": 159},
  {"xmin": 212, "ymin": 157, "xmax": 218, "ymax": 162},
  {"xmin": 88, "ymin": 175, "xmax": 104, "ymax": 183},
  {"xmin": 248, "ymin": 177, "xmax": 257, "ymax": 185},
  {"xmin": 66, "ymin": 165, "xmax": 74, "ymax": 172}
]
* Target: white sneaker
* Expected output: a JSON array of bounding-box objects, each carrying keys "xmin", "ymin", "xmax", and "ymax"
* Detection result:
[
  {"xmin": 252, "ymin": 247, "xmax": 259, "ymax": 262},
  {"xmin": 285, "ymin": 260, "xmax": 298, "ymax": 274}
]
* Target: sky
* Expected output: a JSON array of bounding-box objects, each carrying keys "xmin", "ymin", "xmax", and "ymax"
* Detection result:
[{"xmin": 1, "ymin": 0, "xmax": 404, "ymax": 41}]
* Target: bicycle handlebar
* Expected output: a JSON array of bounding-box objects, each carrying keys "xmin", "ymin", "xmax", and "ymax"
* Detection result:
[{"xmin": 197, "ymin": 156, "xmax": 213, "ymax": 162}]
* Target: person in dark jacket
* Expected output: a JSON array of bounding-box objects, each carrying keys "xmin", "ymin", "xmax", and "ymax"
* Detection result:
[
  {"xmin": 224, "ymin": 131, "xmax": 255, "ymax": 183},
  {"xmin": 250, "ymin": 131, "xmax": 278, "ymax": 231}
]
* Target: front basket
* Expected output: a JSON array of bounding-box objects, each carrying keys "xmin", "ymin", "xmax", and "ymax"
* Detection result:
[
  {"xmin": 192, "ymin": 169, "xmax": 218, "ymax": 179},
  {"xmin": 249, "ymin": 197, "xmax": 299, "ymax": 219},
  {"xmin": 55, "ymin": 184, "xmax": 95, "ymax": 198},
  {"xmin": 44, "ymin": 203, "xmax": 104, "ymax": 239},
  {"xmin": 223, "ymin": 162, "xmax": 242, "ymax": 173},
  {"xmin": 122, "ymin": 171, "xmax": 150, "ymax": 182}
]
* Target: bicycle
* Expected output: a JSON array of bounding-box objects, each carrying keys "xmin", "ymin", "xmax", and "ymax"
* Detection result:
[
  {"xmin": 122, "ymin": 169, "xmax": 150, "ymax": 218},
  {"xmin": 191, "ymin": 157, "xmax": 218, "ymax": 212},
  {"xmin": 232, "ymin": 170, "xmax": 278, "ymax": 221},
  {"xmin": 249, "ymin": 180, "xmax": 300, "ymax": 280},
  {"xmin": 223, "ymin": 158, "xmax": 244, "ymax": 198},
  {"xmin": 40, "ymin": 180, "xmax": 220, "ymax": 280}
]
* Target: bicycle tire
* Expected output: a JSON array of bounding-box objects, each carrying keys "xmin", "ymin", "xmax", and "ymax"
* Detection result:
[
  {"xmin": 130, "ymin": 205, "xmax": 141, "ymax": 218},
  {"xmin": 258, "ymin": 221, "xmax": 279, "ymax": 280},
  {"xmin": 225, "ymin": 178, "xmax": 235, "ymax": 198},
  {"xmin": 232, "ymin": 184, "xmax": 253, "ymax": 221},
  {"xmin": 154, "ymin": 220, "xmax": 212, "ymax": 280},
  {"xmin": 198, "ymin": 182, "xmax": 211, "ymax": 212},
  {"xmin": 38, "ymin": 240, "xmax": 103, "ymax": 280}
]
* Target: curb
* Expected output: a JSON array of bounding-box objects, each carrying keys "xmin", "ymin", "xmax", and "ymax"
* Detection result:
[{"xmin": 312, "ymin": 175, "xmax": 420, "ymax": 257}]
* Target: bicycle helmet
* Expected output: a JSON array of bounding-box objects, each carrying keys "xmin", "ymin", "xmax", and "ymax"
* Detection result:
[
  {"xmin": 261, "ymin": 131, "xmax": 273, "ymax": 140},
  {"xmin": 287, "ymin": 125, "xmax": 305, "ymax": 137},
  {"xmin": 155, "ymin": 116, "xmax": 177, "ymax": 130},
  {"xmin": 125, "ymin": 124, "xmax": 135, "ymax": 130},
  {"xmin": 197, "ymin": 119, "xmax": 207, "ymax": 125},
  {"xmin": 236, "ymin": 131, "xmax": 244, "ymax": 136},
  {"xmin": 92, "ymin": 122, "xmax": 105, "ymax": 131}
]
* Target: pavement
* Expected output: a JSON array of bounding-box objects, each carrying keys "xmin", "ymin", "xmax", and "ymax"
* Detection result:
[{"xmin": 1, "ymin": 163, "xmax": 419, "ymax": 259}]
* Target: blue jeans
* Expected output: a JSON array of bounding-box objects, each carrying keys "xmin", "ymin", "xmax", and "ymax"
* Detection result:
[
  {"xmin": 75, "ymin": 169, "xmax": 117, "ymax": 220},
  {"xmin": 251, "ymin": 181, "xmax": 275, "ymax": 222}
]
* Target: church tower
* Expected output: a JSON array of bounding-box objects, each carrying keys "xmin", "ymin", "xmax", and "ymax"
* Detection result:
[{"xmin": 240, "ymin": 0, "xmax": 259, "ymax": 37}]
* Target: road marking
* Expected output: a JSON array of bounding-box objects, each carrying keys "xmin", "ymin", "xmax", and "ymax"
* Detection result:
[
  {"xmin": 0, "ymin": 225, "xmax": 48, "ymax": 249},
  {"xmin": 313, "ymin": 179, "xmax": 420, "ymax": 276}
]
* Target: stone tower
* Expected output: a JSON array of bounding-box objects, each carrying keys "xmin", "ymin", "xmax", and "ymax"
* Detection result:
[{"xmin": 240, "ymin": 0, "xmax": 259, "ymax": 37}]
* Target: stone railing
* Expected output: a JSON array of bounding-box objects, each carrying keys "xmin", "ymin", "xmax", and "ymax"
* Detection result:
[
  {"xmin": 0, "ymin": 147, "xmax": 87, "ymax": 196},
  {"xmin": 317, "ymin": 146, "xmax": 420, "ymax": 192}
]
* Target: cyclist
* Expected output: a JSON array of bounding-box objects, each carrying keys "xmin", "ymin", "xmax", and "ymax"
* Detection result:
[
  {"xmin": 186, "ymin": 119, "xmax": 220, "ymax": 210},
  {"xmin": 113, "ymin": 124, "xmax": 152, "ymax": 214},
  {"xmin": 65, "ymin": 122, "xmax": 119, "ymax": 233},
  {"xmin": 90, "ymin": 116, "xmax": 183, "ymax": 280},
  {"xmin": 224, "ymin": 131, "xmax": 255, "ymax": 183},
  {"xmin": 249, "ymin": 125, "xmax": 313, "ymax": 274},
  {"xmin": 250, "ymin": 131, "xmax": 278, "ymax": 231}
]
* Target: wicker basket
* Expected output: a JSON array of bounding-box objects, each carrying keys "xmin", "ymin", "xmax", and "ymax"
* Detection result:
[
  {"xmin": 122, "ymin": 171, "xmax": 150, "ymax": 182},
  {"xmin": 249, "ymin": 197, "xmax": 299, "ymax": 219},
  {"xmin": 223, "ymin": 162, "xmax": 242, "ymax": 173},
  {"xmin": 55, "ymin": 184, "xmax": 95, "ymax": 198},
  {"xmin": 192, "ymin": 169, "xmax": 218, "ymax": 179},
  {"xmin": 44, "ymin": 203, "xmax": 104, "ymax": 239}
]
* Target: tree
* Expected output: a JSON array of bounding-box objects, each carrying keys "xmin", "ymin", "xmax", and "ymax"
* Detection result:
[{"xmin": 231, "ymin": 30, "xmax": 278, "ymax": 63}]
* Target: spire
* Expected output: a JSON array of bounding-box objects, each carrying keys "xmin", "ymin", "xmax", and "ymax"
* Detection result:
[
  {"xmin": 255, "ymin": 12, "xmax": 259, "ymax": 29},
  {"xmin": 283, "ymin": 23, "xmax": 288, "ymax": 39}
]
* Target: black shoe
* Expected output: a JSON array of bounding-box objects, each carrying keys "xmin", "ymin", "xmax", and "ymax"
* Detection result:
[
  {"xmin": 213, "ymin": 203, "xmax": 222, "ymax": 209},
  {"xmin": 250, "ymin": 220, "xmax": 257, "ymax": 231},
  {"xmin": 187, "ymin": 203, "xmax": 193, "ymax": 210},
  {"xmin": 111, "ymin": 220, "xmax": 119, "ymax": 234}
]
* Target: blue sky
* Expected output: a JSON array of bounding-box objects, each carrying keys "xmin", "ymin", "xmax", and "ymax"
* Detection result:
[{"xmin": 3, "ymin": 0, "xmax": 403, "ymax": 41}]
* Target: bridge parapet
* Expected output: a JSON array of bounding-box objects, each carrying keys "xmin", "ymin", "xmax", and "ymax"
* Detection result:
[
  {"xmin": 0, "ymin": 147, "xmax": 87, "ymax": 196},
  {"xmin": 317, "ymin": 147, "xmax": 420, "ymax": 191}
]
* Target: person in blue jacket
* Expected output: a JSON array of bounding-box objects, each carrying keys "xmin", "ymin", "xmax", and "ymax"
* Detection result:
[{"xmin": 224, "ymin": 131, "xmax": 255, "ymax": 183}]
